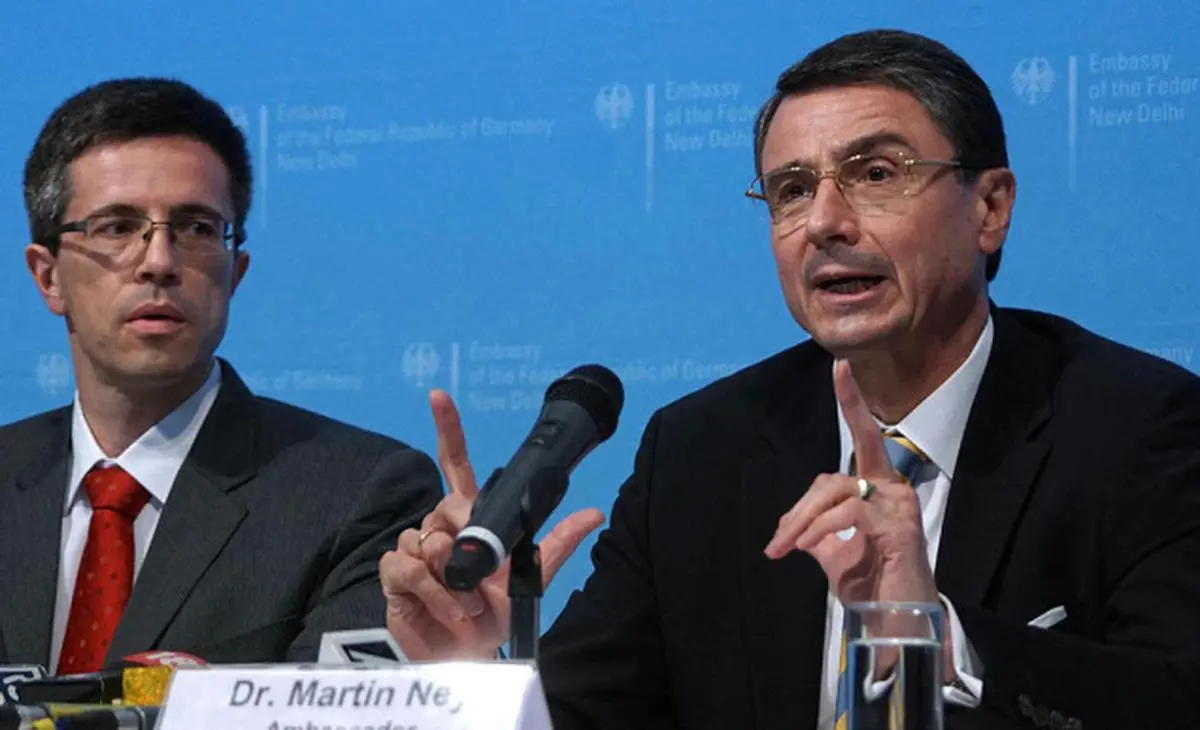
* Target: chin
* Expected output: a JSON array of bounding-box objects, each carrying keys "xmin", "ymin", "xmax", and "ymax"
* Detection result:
[
  {"xmin": 802, "ymin": 315, "xmax": 909, "ymax": 358},
  {"xmin": 115, "ymin": 351, "xmax": 206, "ymax": 384}
]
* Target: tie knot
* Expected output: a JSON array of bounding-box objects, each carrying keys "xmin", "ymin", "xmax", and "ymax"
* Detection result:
[
  {"xmin": 883, "ymin": 429, "xmax": 929, "ymax": 462},
  {"xmin": 850, "ymin": 429, "xmax": 930, "ymax": 484},
  {"xmin": 83, "ymin": 464, "xmax": 149, "ymax": 519},
  {"xmin": 882, "ymin": 429, "xmax": 929, "ymax": 485}
]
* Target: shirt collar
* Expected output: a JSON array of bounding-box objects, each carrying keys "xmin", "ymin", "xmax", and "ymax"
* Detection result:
[
  {"xmin": 837, "ymin": 315, "xmax": 994, "ymax": 479},
  {"xmin": 66, "ymin": 360, "xmax": 224, "ymax": 513}
]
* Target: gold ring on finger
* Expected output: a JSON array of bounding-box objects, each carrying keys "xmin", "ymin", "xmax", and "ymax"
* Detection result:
[
  {"xmin": 417, "ymin": 529, "xmax": 435, "ymax": 552},
  {"xmin": 856, "ymin": 478, "xmax": 876, "ymax": 502}
]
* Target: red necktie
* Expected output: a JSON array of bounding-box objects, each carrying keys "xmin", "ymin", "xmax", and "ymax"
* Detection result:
[{"xmin": 57, "ymin": 465, "xmax": 149, "ymax": 675}]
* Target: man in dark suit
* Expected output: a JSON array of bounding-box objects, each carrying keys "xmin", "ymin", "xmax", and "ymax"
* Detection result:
[
  {"xmin": 0, "ymin": 77, "xmax": 441, "ymax": 670},
  {"xmin": 379, "ymin": 29, "xmax": 1200, "ymax": 730}
]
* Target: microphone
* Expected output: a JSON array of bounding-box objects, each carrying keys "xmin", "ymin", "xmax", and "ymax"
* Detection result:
[
  {"xmin": 116, "ymin": 651, "xmax": 204, "ymax": 669},
  {"xmin": 444, "ymin": 364, "xmax": 624, "ymax": 591},
  {"xmin": 51, "ymin": 705, "xmax": 159, "ymax": 730},
  {"xmin": 0, "ymin": 666, "xmax": 45, "ymax": 705},
  {"xmin": 16, "ymin": 651, "xmax": 205, "ymax": 706},
  {"xmin": 9, "ymin": 671, "xmax": 125, "ymax": 706},
  {"xmin": 317, "ymin": 629, "xmax": 407, "ymax": 666},
  {"xmin": 0, "ymin": 703, "xmax": 155, "ymax": 730}
]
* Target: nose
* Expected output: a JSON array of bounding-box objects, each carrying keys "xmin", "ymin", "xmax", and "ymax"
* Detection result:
[
  {"xmin": 132, "ymin": 223, "xmax": 182, "ymax": 285},
  {"xmin": 804, "ymin": 178, "xmax": 860, "ymax": 250}
]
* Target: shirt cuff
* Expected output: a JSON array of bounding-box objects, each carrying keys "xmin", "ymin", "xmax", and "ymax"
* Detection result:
[{"xmin": 939, "ymin": 593, "xmax": 983, "ymax": 708}]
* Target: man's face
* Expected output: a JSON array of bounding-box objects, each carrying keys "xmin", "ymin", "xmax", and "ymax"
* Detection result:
[
  {"xmin": 758, "ymin": 85, "xmax": 1010, "ymax": 358},
  {"xmin": 26, "ymin": 135, "xmax": 250, "ymax": 391}
]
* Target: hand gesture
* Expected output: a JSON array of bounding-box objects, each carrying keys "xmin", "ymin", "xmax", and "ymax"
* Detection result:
[
  {"xmin": 381, "ymin": 390, "xmax": 604, "ymax": 660},
  {"xmin": 764, "ymin": 359, "xmax": 938, "ymax": 606}
]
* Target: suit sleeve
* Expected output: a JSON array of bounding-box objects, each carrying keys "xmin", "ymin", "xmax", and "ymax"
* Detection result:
[
  {"xmin": 957, "ymin": 376, "xmax": 1200, "ymax": 730},
  {"xmin": 283, "ymin": 445, "xmax": 443, "ymax": 661},
  {"xmin": 538, "ymin": 411, "xmax": 679, "ymax": 730}
]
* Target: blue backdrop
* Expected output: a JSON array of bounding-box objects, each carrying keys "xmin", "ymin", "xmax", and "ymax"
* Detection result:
[{"xmin": 1, "ymin": 0, "xmax": 1198, "ymax": 623}]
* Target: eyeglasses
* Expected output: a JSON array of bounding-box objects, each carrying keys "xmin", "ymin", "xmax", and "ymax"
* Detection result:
[
  {"xmin": 745, "ymin": 150, "xmax": 967, "ymax": 233},
  {"xmin": 55, "ymin": 212, "xmax": 235, "ymax": 261}
]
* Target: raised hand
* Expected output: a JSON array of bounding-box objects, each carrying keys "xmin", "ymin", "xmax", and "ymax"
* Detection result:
[
  {"xmin": 763, "ymin": 359, "xmax": 937, "ymax": 606},
  {"xmin": 381, "ymin": 389, "xmax": 604, "ymax": 660}
]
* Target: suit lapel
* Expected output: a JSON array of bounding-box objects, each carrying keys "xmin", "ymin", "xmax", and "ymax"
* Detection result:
[
  {"xmin": 935, "ymin": 311, "xmax": 1054, "ymax": 607},
  {"xmin": 107, "ymin": 362, "xmax": 258, "ymax": 660},
  {"xmin": 0, "ymin": 410, "xmax": 70, "ymax": 665},
  {"xmin": 739, "ymin": 345, "xmax": 838, "ymax": 730}
]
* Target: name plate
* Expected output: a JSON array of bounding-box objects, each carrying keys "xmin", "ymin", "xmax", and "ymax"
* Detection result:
[{"xmin": 156, "ymin": 662, "xmax": 551, "ymax": 730}]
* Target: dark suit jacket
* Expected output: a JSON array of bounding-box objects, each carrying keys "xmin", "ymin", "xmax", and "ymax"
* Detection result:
[
  {"xmin": 539, "ymin": 307, "xmax": 1200, "ymax": 730},
  {"xmin": 0, "ymin": 360, "xmax": 441, "ymax": 667}
]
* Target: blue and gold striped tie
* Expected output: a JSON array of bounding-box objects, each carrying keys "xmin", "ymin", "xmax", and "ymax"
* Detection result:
[{"xmin": 834, "ymin": 429, "xmax": 930, "ymax": 730}]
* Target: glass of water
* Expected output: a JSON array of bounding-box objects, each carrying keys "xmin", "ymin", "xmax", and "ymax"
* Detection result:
[{"xmin": 843, "ymin": 601, "xmax": 944, "ymax": 730}]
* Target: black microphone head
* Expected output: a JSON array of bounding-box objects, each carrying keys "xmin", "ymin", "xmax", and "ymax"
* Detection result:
[{"xmin": 545, "ymin": 364, "xmax": 624, "ymax": 441}]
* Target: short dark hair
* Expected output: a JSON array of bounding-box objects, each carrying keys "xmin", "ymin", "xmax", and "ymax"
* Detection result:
[
  {"xmin": 23, "ymin": 77, "xmax": 252, "ymax": 253},
  {"xmin": 753, "ymin": 29, "xmax": 1009, "ymax": 281}
]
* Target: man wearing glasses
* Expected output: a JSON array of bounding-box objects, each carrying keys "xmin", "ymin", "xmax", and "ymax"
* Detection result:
[
  {"xmin": 381, "ymin": 29, "xmax": 1200, "ymax": 729},
  {"xmin": 0, "ymin": 78, "xmax": 441, "ymax": 671}
]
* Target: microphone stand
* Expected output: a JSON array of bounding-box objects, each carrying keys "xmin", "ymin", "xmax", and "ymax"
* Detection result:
[{"xmin": 507, "ymin": 468, "xmax": 569, "ymax": 662}]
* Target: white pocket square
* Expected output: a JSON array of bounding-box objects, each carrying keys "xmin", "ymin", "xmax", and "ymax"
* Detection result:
[{"xmin": 1028, "ymin": 605, "xmax": 1067, "ymax": 629}]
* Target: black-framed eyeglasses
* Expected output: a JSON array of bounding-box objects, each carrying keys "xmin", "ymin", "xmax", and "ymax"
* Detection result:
[
  {"xmin": 745, "ymin": 150, "xmax": 970, "ymax": 230},
  {"xmin": 55, "ymin": 212, "xmax": 235, "ymax": 260}
]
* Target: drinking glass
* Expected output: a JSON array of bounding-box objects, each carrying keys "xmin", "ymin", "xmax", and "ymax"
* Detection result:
[{"xmin": 842, "ymin": 601, "xmax": 944, "ymax": 730}]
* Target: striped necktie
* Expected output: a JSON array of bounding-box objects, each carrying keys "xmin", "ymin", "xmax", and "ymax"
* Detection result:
[
  {"xmin": 834, "ymin": 430, "xmax": 930, "ymax": 730},
  {"xmin": 881, "ymin": 429, "xmax": 929, "ymax": 485}
]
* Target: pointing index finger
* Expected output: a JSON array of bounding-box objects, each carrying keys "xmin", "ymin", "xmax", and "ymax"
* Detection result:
[
  {"xmin": 833, "ymin": 359, "xmax": 892, "ymax": 479},
  {"xmin": 430, "ymin": 389, "xmax": 480, "ymax": 498}
]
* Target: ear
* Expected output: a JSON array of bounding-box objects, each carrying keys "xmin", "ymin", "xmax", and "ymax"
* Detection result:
[
  {"xmin": 25, "ymin": 243, "xmax": 67, "ymax": 316},
  {"xmin": 230, "ymin": 249, "xmax": 251, "ymax": 295},
  {"xmin": 975, "ymin": 168, "xmax": 1017, "ymax": 257}
]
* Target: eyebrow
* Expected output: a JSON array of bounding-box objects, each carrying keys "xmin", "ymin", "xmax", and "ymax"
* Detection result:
[
  {"xmin": 766, "ymin": 131, "xmax": 919, "ymax": 174},
  {"xmin": 170, "ymin": 203, "xmax": 228, "ymax": 220},
  {"xmin": 79, "ymin": 202, "xmax": 229, "ymax": 220}
]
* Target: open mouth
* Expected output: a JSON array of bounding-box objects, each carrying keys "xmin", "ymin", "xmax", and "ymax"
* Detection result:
[{"xmin": 815, "ymin": 275, "xmax": 885, "ymax": 295}]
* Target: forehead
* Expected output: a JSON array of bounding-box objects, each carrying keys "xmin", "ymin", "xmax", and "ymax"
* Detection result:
[
  {"xmin": 760, "ymin": 85, "xmax": 953, "ymax": 171},
  {"xmin": 65, "ymin": 135, "xmax": 233, "ymax": 217}
]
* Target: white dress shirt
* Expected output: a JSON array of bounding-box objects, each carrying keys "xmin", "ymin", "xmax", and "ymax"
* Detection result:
[
  {"xmin": 816, "ymin": 316, "xmax": 994, "ymax": 729},
  {"xmin": 49, "ymin": 361, "xmax": 223, "ymax": 671}
]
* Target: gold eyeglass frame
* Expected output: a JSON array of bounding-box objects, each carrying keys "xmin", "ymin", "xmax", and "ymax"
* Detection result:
[{"xmin": 744, "ymin": 150, "xmax": 967, "ymax": 222}]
